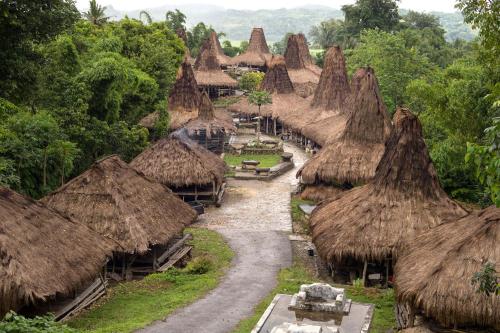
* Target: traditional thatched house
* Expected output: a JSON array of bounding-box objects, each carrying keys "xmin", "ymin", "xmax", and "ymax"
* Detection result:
[
  {"xmin": 184, "ymin": 91, "xmax": 236, "ymax": 154},
  {"xmin": 42, "ymin": 155, "xmax": 196, "ymax": 277},
  {"xmin": 130, "ymin": 129, "xmax": 227, "ymax": 206},
  {"xmin": 194, "ymin": 37, "xmax": 238, "ymax": 98},
  {"xmin": 395, "ymin": 206, "xmax": 499, "ymax": 330},
  {"xmin": 231, "ymin": 28, "xmax": 272, "ymax": 70},
  {"xmin": 309, "ymin": 108, "xmax": 467, "ymax": 285},
  {"xmin": 208, "ymin": 31, "xmax": 233, "ymax": 68},
  {"xmin": 297, "ymin": 66, "xmax": 392, "ymax": 200},
  {"xmin": 0, "ymin": 187, "xmax": 113, "ymax": 317},
  {"xmin": 284, "ymin": 33, "xmax": 321, "ymax": 98},
  {"xmin": 176, "ymin": 28, "xmax": 195, "ymax": 65},
  {"xmin": 301, "ymin": 45, "xmax": 350, "ymax": 147},
  {"xmin": 168, "ymin": 57, "xmax": 202, "ymax": 129}
]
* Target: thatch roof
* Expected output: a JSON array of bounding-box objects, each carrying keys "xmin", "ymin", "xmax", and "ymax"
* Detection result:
[
  {"xmin": 130, "ymin": 129, "xmax": 227, "ymax": 188},
  {"xmin": 209, "ymin": 31, "xmax": 233, "ymax": 67},
  {"xmin": 169, "ymin": 58, "xmax": 202, "ymax": 129},
  {"xmin": 176, "ymin": 28, "xmax": 195, "ymax": 65},
  {"xmin": 310, "ymin": 108, "xmax": 467, "ymax": 263},
  {"xmin": 395, "ymin": 206, "xmax": 499, "ymax": 330},
  {"xmin": 285, "ymin": 34, "xmax": 321, "ymax": 98},
  {"xmin": 139, "ymin": 107, "xmax": 233, "ymax": 131},
  {"xmin": 0, "ymin": 187, "xmax": 114, "ymax": 316},
  {"xmin": 300, "ymin": 111, "xmax": 347, "ymax": 147},
  {"xmin": 185, "ymin": 91, "xmax": 236, "ymax": 137},
  {"xmin": 231, "ymin": 28, "xmax": 272, "ymax": 67},
  {"xmin": 300, "ymin": 185, "xmax": 345, "ymax": 202},
  {"xmin": 194, "ymin": 37, "xmax": 237, "ymax": 88},
  {"xmin": 261, "ymin": 55, "xmax": 295, "ymax": 94},
  {"xmin": 42, "ymin": 155, "xmax": 196, "ymax": 254},
  {"xmin": 298, "ymin": 67, "xmax": 392, "ymax": 185},
  {"xmin": 310, "ymin": 45, "xmax": 350, "ymax": 111}
]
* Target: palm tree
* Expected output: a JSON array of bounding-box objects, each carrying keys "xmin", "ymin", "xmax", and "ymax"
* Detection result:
[
  {"xmin": 84, "ymin": 0, "xmax": 109, "ymax": 26},
  {"xmin": 140, "ymin": 11, "xmax": 153, "ymax": 25},
  {"xmin": 248, "ymin": 90, "xmax": 272, "ymax": 144}
]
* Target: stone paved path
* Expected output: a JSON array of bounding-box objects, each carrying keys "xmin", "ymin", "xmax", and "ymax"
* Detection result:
[{"xmin": 136, "ymin": 140, "xmax": 308, "ymax": 333}]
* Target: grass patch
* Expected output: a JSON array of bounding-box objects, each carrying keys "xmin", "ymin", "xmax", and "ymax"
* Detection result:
[
  {"xmin": 224, "ymin": 154, "xmax": 281, "ymax": 168},
  {"xmin": 68, "ymin": 228, "xmax": 234, "ymax": 333},
  {"xmin": 290, "ymin": 196, "xmax": 314, "ymax": 235},
  {"xmin": 232, "ymin": 258, "xmax": 395, "ymax": 333}
]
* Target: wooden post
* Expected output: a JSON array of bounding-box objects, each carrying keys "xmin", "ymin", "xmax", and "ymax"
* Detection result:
[
  {"xmin": 362, "ymin": 260, "xmax": 368, "ymax": 287},
  {"xmin": 273, "ymin": 118, "xmax": 277, "ymax": 136},
  {"xmin": 385, "ymin": 258, "xmax": 390, "ymax": 288},
  {"xmin": 408, "ymin": 304, "xmax": 416, "ymax": 327},
  {"xmin": 266, "ymin": 117, "xmax": 269, "ymax": 133},
  {"xmin": 153, "ymin": 247, "xmax": 157, "ymax": 271}
]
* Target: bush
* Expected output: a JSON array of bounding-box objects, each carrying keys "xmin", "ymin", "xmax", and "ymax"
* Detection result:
[
  {"xmin": 184, "ymin": 256, "xmax": 212, "ymax": 275},
  {"xmin": 0, "ymin": 312, "xmax": 78, "ymax": 333},
  {"xmin": 239, "ymin": 72, "xmax": 264, "ymax": 92}
]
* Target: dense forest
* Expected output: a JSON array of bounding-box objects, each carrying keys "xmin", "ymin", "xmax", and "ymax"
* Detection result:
[{"xmin": 0, "ymin": 0, "xmax": 498, "ymax": 207}]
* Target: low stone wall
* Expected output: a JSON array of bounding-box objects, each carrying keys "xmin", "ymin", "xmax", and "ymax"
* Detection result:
[
  {"xmin": 233, "ymin": 161, "xmax": 294, "ymax": 181},
  {"xmin": 242, "ymin": 147, "xmax": 284, "ymax": 154}
]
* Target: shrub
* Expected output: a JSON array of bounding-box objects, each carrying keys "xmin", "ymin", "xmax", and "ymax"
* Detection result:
[
  {"xmin": 0, "ymin": 312, "xmax": 78, "ymax": 333},
  {"xmin": 184, "ymin": 256, "xmax": 212, "ymax": 275},
  {"xmin": 239, "ymin": 72, "xmax": 264, "ymax": 92}
]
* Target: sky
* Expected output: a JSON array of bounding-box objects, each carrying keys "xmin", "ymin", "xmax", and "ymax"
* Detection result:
[{"xmin": 76, "ymin": 0, "xmax": 459, "ymax": 13}]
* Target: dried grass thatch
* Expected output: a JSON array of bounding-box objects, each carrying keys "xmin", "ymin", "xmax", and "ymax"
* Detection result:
[
  {"xmin": 285, "ymin": 34, "xmax": 321, "ymax": 98},
  {"xmin": 298, "ymin": 68, "xmax": 392, "ymax": 185},
  {"xmin": 185, "ymin": 91, "xmax": 236, "ymax": 138},
  {"xmin": 395, "ymin": 206, "xmax": 499, "ymax": 330},
  {"xmin": 231, "ymin": 28, "xmax": 272, "ymax": 67},
  {"xmin": 310, "ymin": 45, "xmax": 350, "ymax": 111},
  {"xmin": 130, "ymin": 129, "xmax": 227, "ymax": 188},
  {"xmin": 194, "ymin": 37, "xmax": 237, "ymax": 88},
  {"xmin": 168, "ymin": 58, "xmax": 202, "ymax": 129},
  {"xmin": 42, "ymin": 155, "xmax": 196, "ymax": 254},
  {"xmin": 261, "ymin": 55, "xmax": 295, "ymax": 94},
  {"xmin": 300, "ymin": 185, "xmax": 345, "ymax": 202},
  {"xmin": 209, "ymin": 31, "xmax": 232, "ymax": 67},
  {"xmin": 0, "ymin": 187, "xmax": 114, "ymax": 316},
  {"xmin": 310, "ymin": 108, "xmax": 467, "ymax": 263},
  {"xmin": 300, "ymin": 111, "xmax": 347, "ymax": 147}
]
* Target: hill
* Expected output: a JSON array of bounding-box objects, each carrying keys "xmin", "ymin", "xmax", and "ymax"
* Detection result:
[{"xmin": 104, "ymin": 4, "xmax": 476, "ymax": 42}]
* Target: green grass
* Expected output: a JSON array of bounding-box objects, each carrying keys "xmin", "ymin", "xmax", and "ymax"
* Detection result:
[
  {"xmin": 224, "ymin": 154, "xmax": 282, "ymax": 168},
  {"xmin": 213, "ymin": 96, "xmax": 241, "ymax": 107},
  {"xmin": 290, "ymin": 196, "xmax": 314, "ymax": 235},
  {"xmin": 232, "ymin": 259, "xmax": 395, "ymax": 333},
  {"xmin": 68, "ymin": 228, "xmax": 234, "ymax": 333}
]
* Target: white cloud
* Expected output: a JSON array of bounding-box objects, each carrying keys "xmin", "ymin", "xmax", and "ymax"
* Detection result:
[{"xmin": 76, "ymin": 0, "xmax": 458, "ymax": 12}]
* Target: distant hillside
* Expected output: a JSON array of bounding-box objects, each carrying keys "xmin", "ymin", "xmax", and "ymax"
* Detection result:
[{"xmin": 104, "ymin": 4, "xmax": 476, "ymax": 42}]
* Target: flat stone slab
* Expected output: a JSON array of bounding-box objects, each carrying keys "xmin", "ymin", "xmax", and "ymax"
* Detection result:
[
  {"xmin": 253, "ymin": 294, "xmax": 374, "ymax": 333},
  {"xmin": 299, "ymin": 204, "xmax": 316, "ymax": 215}
]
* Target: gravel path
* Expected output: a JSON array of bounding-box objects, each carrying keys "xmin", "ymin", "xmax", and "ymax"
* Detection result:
[{"xmin": 136, "ymin": 141, "xmax": 308, "ymax": 333}]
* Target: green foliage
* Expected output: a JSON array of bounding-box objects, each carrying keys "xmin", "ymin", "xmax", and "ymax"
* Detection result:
[
  {"xmin": 248, "ymin": 90, "xmax": 272, "ymax": 108},
  {"xmin": 471, "ymin": 262, "xmax": 500, "ymax": 296},
  {"xmin": 466, "ymin": 117, "xmax": 500, "ymax": 206},
  {"xmin": 184, "ymin": 256, "xmax": 213, "ymax": 275},
  {"xmin": 347, "ymin": 29, "xmax": 433, "ymax": 112},
  {"xmin": 83, "ymin": 0, "xmax": 109, "ymax": 26},
  {"xmin": 342, "ymin": 0, "xmax": 400, "ymax": 36},
  {"xmin": 224, "ymin": 154, "xmax": 282, "ymax": 169},
  {"xmin": 239, "ymin": 72, "xmax": 265, "ymax": 92},
  {"xmin": 221, "ymin": 40, "xmax": 241, "ymax": 57},
  {"xmin": 165, "ymin": 9, "xmax": 186, "ymax": 32},
  {"xmin": 187, "ymin": 22, "xmax": 217, "ymax": 57},
  {"xmin": 290, "ymin": 197, "xmax": 314, "ymax": 235},
  {"xmin": 271, "ymin": 33, "xmax": 293, "ymax": 55},
  {"xmin": 68, "ymin": 228, "xmax": 234, "ymax": 333},
  {"xmin": 309, "ymin": 19, "xmax": 355, "ymax": 50},
  {"xmin": 0, "ymin": 312, "xmax": 78, "ymax": 333}
]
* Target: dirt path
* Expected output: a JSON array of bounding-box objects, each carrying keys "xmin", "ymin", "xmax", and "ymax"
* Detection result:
[{"xmin": 136, "ymin": 141, "xmax": 308, "ymax": 333}]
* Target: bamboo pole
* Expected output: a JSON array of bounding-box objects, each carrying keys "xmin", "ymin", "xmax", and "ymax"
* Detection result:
[{"xmin": 362, "ymin": 260, "xmax": 368, "ymax": 287}]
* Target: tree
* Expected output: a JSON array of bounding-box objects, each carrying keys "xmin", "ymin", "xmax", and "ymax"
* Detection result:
[
  {"xmin": 140, "ymin": 11, "xmax": 153, "ymax": 25},
  {"xmin": 221, "ymin": 40, "xmax": 241, "ymax": 57},
  {"xmin": 83, "ymin": 0, "xmax": 109, "ymax": 26},
  {"xmin": 248, "ymin": 90, "xmax": 272, "ymax": 143},
  {"xmin": 271, "ymin": 33, "xmax": 293, "ymax": 55},
  {"xmin": 187, "ymin": 22, "xmax": 217, "ymax": 57},
  {"xmin": 239, "ymin": 72, "xmax": 265, "ymax": 92},
  {"xmin": 342, "ymin": 0, "xmax": 400, "ymax": 36},
  {"xmin": 310, "ymin": 19, "xmax": 354, "ymax": 50},
  {"xmin": 165, "ymin": 9, "xmax": 186, "ymax": 32}
]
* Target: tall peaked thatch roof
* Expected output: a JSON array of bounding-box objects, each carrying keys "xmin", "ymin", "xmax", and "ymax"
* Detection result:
[
  {"xmin": 261, "ymin": 55, "xmax": 295, "ymax": 94},
  {"xmin": 311, "ymin": 45, "xmax": 350, "ymax": 111},
  {"xmin": 310, "ymin": 108, "xmax": 467, "ymax": 263},
  {"xmin": 209, "ymin": 31, "xmax": 232, "ymax": 67},
  {"xmin": 169, "ymin": 58, "xmax": 202, "ymax": 129},
  {"xmin": 0, "ymin": 187, "xmax": 114, "ymax": 316},
  {"xmin": 231, "ymin": 28, "xmax": 272, "ymax": 67},
  {"xmin": 194, "ymin": 38, "xmax": 238, "ymax": 88},
  {"xmin": 298, "ymin": 67, "xmax": 392, "ymax": 185},
  {"xmin": 42, "ymin": 155, "xmax": 196, "ymax": 254},
  {"xmin": 395, "ymin": 206, "xmax": 499, "ymax": 330},
  {"xmin": 284, "ymin": 34, "xmax": 321, "ymax": 98},
  {"xmin": 130, "ymin": 129, "xmax": 227, "ymax": 188},
  {"xmin": 185, "ymin": 91, "xmax": 236, "ymax": 136},
  {"xmin": 176, "ymin": 28, "xmax": 195, "ymax": 65}
]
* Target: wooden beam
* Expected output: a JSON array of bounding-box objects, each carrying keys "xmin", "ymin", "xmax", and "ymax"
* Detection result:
[{"xmin": 156, "ymin": 234, "xmax": 193, "ymax": 265}]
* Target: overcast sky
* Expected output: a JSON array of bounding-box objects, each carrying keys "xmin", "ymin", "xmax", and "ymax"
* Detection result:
[{"xmin": 76, "ymin": 0, "xmax": 459, "ymax": 13}]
